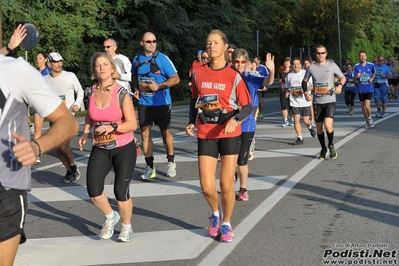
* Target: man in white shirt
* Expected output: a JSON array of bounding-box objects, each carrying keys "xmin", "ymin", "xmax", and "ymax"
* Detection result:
[
  {"xmin": 44, "ymin": 52, "xmax": 84, "ymax": 183},
  {"xmin": 104, "ymin": 38, "xmax": 132, "ymax": 92}
]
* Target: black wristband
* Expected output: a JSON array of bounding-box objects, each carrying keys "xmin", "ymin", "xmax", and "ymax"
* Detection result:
[
  {"xmin": 32, "ymin": 140, "xmax": 42, "ymax": 157},
  {"xmin": 6, "ymin": 44, "xmax": 13, "ymax": 53},
  {"xmin": 111, "ymin": 122, "xmax": 118, "ymax": 131}
]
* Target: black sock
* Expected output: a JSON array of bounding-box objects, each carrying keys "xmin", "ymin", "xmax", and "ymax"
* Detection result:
[
  {"xmin": 326, "ymin": 131, "xmax": 334, "ymax": 147},
  {"xmin": 145, "ymin": 156, "xmax": 154, "ymax": 168},
  {"xmin": 167, "ymin": 154, "xmax": 175, "ymax": 163},
  {"xmin": 317, "ymin": 133, "xmax": 326, "ymax": 150}
]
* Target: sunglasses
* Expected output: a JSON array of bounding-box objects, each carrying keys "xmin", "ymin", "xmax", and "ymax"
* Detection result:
[
  {"xmin": 144, "ymin": 40, "xmax": 157, "ymax": 44},
  {"xmin": 316, "ymin": 52, "xmax": 327, "ymax": 55},
  {"xmin": 233, "ymin": 60, "xmax": 247, "ymax": 65},
  {"xmin": 202, "ymin": 57, "xmax": 209, "ymax": 60},
  {"xmin": 104, "ymin": 45, "xmax": 114, "ymax": 49},
  {"xmin": 227, "ymin": 50, "xmax": 234, "ymax": 54}
]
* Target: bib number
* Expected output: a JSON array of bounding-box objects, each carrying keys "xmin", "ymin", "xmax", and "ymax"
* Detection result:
[
  {"xmin": 93, "ymin": 125, "xmax": 117, "ymax": 149},
  {"xmin": 291, "ymin": 86, "xmax": 303, "ymax": 97},
  {"xmin": 315, "ymin": 82, "xmax": 330, "ymax": 96},
  {"xmin": 139, "ymin": 77, "xmax": 154, "ymax": 96}
]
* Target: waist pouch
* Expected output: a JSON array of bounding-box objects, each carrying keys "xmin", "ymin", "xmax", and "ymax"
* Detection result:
[
  {"xmin": 198, "ymin": 108, "xmax": 235, "ymax": 124},
  {"xmin": 374, "ymin": 83, "xmax": 382, "ymax": 88}
]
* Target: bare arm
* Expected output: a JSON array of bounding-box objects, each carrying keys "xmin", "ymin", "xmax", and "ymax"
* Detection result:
[
  {"xmin": 264, "ymin": 53, "xmax": 275, "ymax": 86},
  {"xmin": 155, "ymin": 73, "xmax": 180, "ymax": 90},
  {"xmin": 0, "ymin": 24, "xmax": 26, "ymax": 55}
]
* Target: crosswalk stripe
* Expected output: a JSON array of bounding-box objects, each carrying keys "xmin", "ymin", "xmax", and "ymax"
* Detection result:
[{"xmin": 28, "ymin": 175, "xmax": 287, "ymax": 203}]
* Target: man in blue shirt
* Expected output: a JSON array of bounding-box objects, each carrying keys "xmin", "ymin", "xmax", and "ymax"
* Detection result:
[
  {"xmin": 373, "ymin": 56, "xmax": 391, "ymax": 118},
  {"xmin": 131, "ymin": 32, "xmax": 180, "ymax": 179},
  {"xmin": 353, "ymin": 51, "xmax": 376, "ymax": 128}
]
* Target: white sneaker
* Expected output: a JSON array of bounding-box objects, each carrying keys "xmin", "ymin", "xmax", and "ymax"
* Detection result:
[
  {"xmin": 100, "ymin": 211, "xmax": 120, "ymax": 240},
  {"xmin": 29, "ymin": 124, "xmax": 35, "ymax": 135},
  {"xmin": 166, "ymin": 162, "xmax": 177, "ymax": 177},
  {"xmin": 141, "ymin": 166, "xmax": 156, "ymax": 179},
  {"xmin": 118, "ymin": 224, "xmax": 134, "ymax": 242}
]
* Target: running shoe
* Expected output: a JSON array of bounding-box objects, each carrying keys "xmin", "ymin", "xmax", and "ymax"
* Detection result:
[
  {"xmin": 101, "ymin": 211, "xmax": 120, "ymax": 240},
  {"xmin": 258, "ymin": 113, "xmax": 264, "ymax": 119},
  {"xmin": 346, "ymin": 108, "xmax": 350, "ymax": 114},
  {"xmin": 234, "ymin": 172, "xmax": 238, "ymax": 184},
  {"xmin": 288, "ymin": 119, "xmax": 294, "ymax": 126},
  {"xmin": 61, "ymin": 170, "xmax": 73, "ymax": 183},
  {"xmin": 134, "ymin": 138, "xmax": 141, "ymax": 157},
  {"xmin": 375, "ymin": 109, "xmax": 381, "ymax": 118},
  {"xmin": 281, "ymin": 120, "xmax": 289, "ymax": 127},
  {"xmin": 219, "ymin": 225, "xmax": 234, "ymax": 243},
  {"xmin": 293, "ymin": 138, "xmax": 303, "ymax": 145},
  {"xmin": 380, "ymin": 112, "xmax": 386, "ymax": 118},
  {"xmin": 349, "ymin": 108, "xmax": 355, "ymax": 116},
  {"xmin": 329, "ymin": 145, "xmax": 337, "ymax": 160},
  {"xmin": 117, "ymin": 224, "xmax": 134, "ymax": 243},
  {"xmin": 208, "ymin": 210, "xmax": 222, "ymax": 237},
  {"xmin": 35, "ymin": 157, "xmax": 41, "ymax": 164},
  {"xmin": 309, "ymin": 126, "xmax": 316, "ymax": 137},
  {"xmin": 364, "ymin": 121, "xmax": 369, "ymax": 129},
  {"xmin": 318, "ymin": 148, "xmax": 328, "ymax": 160},
  {"xmin": 166, "ymin": 162, "xmax": 177, "ymax": 177},
  {"xmin": 141, "ymin": 166, "xmax": 157, "ymax": 180},
  {"xmin": 71, "ymin": 162, "xmax": 81, "ymax": 181},
  {"xmin": 238, "ymin": 188, "xmax": 249, "ymax": 201}
]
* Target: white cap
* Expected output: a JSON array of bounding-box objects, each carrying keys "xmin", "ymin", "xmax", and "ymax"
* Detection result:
[{"xmin": 48, "ymin": 52, "xmax": 64, "ymax": 62}]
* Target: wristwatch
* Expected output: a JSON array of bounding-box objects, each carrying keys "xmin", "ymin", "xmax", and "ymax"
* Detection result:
[
  {"xmin": 111, "ymin": 122, "xmax": 118, "ymax": 131},
  {"xmin": 233, "ymin": 116, "xmax": 240, "ymax": 126}
]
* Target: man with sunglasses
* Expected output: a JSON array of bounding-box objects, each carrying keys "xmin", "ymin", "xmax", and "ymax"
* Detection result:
[
  {"xmin": 302, "ymin": 45, "xmax": 346, "ymax": 160},
  {"xmin": 104, "ymin": 38, "xmax": 132, "ymax": 92},
  {"xmin": 131, "ymin": 32, "xmax": 180, "ymax": 179}
]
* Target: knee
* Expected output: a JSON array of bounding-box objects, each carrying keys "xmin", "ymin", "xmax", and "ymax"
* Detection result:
[{"xmin": 201, "ymin": 183, "xmax": 217, "ymax": 198}]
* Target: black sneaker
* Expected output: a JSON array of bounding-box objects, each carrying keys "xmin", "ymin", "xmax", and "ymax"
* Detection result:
[
  {"xmin": 234, "ymin": 172, "xmax": 238, "ymax": 184},
  {"xmin": 309, "ymin": 126, "xmax": 316, "ymax": 137},
  {"xmin": 62, "ymin": 170, "xmax": 73, "ymax": 183},
  {"xmin": 318, "ymin": 148, "xmax": 328, "ymax": 160},
  {"xmin": 70, "ymin": 162, "xmax": 81, "ymax": 181},
  {"xmin": 329, "ymin": 145, "xmax": 337, "ymax": 159},
  {"xmin": 293, "ymin": 138, "xmax": 304, "ymax": 145}
]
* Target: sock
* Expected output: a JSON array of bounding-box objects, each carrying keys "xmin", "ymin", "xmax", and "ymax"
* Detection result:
[
  {"xmin": 317, "ymin": 133, "xmax": 326, "ymax": 150},
  {"xmin": 213, "ymin": 210, "xmax": 219, "ymax": 217},
  {"xmin": 145, "ymin": 156, "xmax": 154, "ymax": 168},
  {"xmin": 121, "ymin": 223, "xmax": 132, "ymax": 229},
  {"xmin": 222, "ymin": 221, "xmax": 231, "ymax": 227},
  {"xmin": 298, "ymin": 136, "xmax": 303, "ymax": 140},
  {"xmin": 105, "ymin": 210, "xmax": 115, "ymax": 219},
  {"xmin": 326, "ymin": 131, "xmax": 334, "ymax": 147},
  {"xmin": 166, "ymin": 154, "xmax": 175, "ymax": 163}
]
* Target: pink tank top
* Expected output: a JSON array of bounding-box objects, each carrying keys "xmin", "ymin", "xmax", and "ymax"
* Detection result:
[{"xmin": 88, "ymin": 83, "xmax": 134, "ymax": 148}]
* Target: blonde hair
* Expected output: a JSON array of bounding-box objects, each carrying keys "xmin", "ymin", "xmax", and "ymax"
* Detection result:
[
  {"xmin": 207, "ymin": 29, "xmax": 229, "ymax": 61},
  {"xmin": 90, "ymin": 52, "xmax": 117, "ymax": 80}
]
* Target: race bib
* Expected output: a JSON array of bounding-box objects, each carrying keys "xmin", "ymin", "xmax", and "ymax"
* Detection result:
[
  {"xmin": 359, "ymin": 74, "xmax": 370, "ymax": 84},
  {"xmin": 346, "ymin": 82, "xmax": 355, "ymax": 88},
  {"xmin": 59, "ymin": 95, "xmax": 66, "ymax": 105},
  {"xmin": 315, "ymin": 82, "xmax": 330, "ymax": 96},
  {"xmin": 138, "ymin": 77, "xmax": 154, "ymax": 96},
  {"xmin": 195, "ymin": 94, "xmax": 221, "ymax": 111},
  {"xmin": 291, "ymin": 86, "xmax": 303, "ymax": 97},
  {"xmin": 93, "ymin": 124, "xmax": 117, "ymax": 149}
]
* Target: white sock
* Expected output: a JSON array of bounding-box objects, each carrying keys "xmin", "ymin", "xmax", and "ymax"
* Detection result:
[
  {"xmin": 122, "ymin": 223, "xmax": 131, "ymax": 229},
  {"xmin": 298, "ymin": 136, "xmax": 303, "ymax": 140},
  {"xmin": 222, "ymin": 221, "xmax": 231, "ymax": 227},
  {"xmin": 105, "ymin": 211, "xmax": 114, "ymax": 219},
  {"xmin": 213, "ymin": 210, "xmax": 219, "ymax": 217}
]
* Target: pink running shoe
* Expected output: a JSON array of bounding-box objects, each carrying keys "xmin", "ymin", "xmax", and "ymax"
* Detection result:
[
  {"xmin": 238, "ymin": 188, "xmax": 249, "ymax": 201},
  {"xmin": 220, "ymin": 224, "xmax": 234, "ymax": 243},
  {"xmin": 208, "ymin": 210, "xmax": 222, "ymax": 237}
]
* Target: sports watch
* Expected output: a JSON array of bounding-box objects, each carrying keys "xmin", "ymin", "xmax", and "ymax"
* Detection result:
[{"xmin": 111, "ymin": 122, "xmax": 118, "ymax": 131}]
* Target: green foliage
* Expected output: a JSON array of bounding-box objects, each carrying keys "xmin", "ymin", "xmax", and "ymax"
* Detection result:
[{"xmin": 2, "ymin": 0, "xmax": 399, "ymax": 98}]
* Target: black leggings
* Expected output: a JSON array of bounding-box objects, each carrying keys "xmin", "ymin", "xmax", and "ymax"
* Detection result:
[
  {"xmin": 87, "ymin": 140, "xmax": 136, "ymax": 201},
  {"xmin": 237, "ymin": 132, "xmax": 255, "ymax": 166},
  {"xmin": 345, "ymin": 90, "xmax": 356, "ymax": 106}
]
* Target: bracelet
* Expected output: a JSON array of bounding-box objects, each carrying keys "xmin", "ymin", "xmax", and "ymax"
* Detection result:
[
  {"xmin": 32, "ymin": 140, "xmax": 42, "ymax": 157},
  {"xmin": 5, "ymin": 44, "xmax": 13, "ymax": 53}
]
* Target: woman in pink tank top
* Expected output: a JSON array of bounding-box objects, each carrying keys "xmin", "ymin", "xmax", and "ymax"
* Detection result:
[{"xmin": 78, "ymin": 52, "xmax": 137, "ymax": 242}]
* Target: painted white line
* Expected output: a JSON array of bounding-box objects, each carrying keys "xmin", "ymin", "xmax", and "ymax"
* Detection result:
[
  {"xmin": 16, "ymin": 229, "xmax": 211, "ymax": 266},
  {"xmin": 198, "ymin": 111, "xmax": 399, "ymax": 265},
  {"xmin": 28, "ymin": 176, "xmax": 287, "ymax": 203}
]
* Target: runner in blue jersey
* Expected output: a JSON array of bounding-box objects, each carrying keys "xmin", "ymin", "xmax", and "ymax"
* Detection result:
[
  {"xmin": 131, "ymin": 32, "xmax": 180, "ymax": 179},
  {"xmin": 373, "ymin": 56, "xmax": 391, "ymax": 118},
  {"xmin": 353, "ymin": 51, "xmax": 376, "ymax": 128}
]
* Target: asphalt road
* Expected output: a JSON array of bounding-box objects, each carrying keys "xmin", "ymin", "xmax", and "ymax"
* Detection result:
[{"xmin": 14, "ymin": 94, "xmax": 399, "ymax": 266}]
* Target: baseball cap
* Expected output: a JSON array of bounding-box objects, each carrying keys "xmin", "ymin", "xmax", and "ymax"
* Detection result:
[
  {"xmin": 197, "ymin": 50, "xmax": 203, "ymax": 56},
  {"xmin": 48, "ymin": 52, "xmax": 64, "ymax": 62},
  {"xmin": 228, "ymin": 43, "xmax": 237, "ymax": 50}
]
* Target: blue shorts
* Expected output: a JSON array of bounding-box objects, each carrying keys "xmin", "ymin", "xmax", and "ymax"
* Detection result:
[{"xmin": 374, "ymin": 85, "xmax": 388, "ymax": 104}]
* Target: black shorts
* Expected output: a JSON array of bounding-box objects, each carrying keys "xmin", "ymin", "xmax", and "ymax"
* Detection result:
[
  {"xmin": 237, "ymin": 132, "xmax": 255, "ymax": 166},
  {"xmin": 314, "ymin": 102, "xmax": 336, "ymax": 122},
  {"xmin": 388, "ymin": 79, "xmax": 399, "ymax": 86},
  {"xmin": 279, "ymin": 89, "xmax": 290, "ymax": 110},
  {"xmin": 138, "ymin": 104, "xmax": 171, "ymax": 130},
  {"xmin": 198, "ymin": 136, "xmax": 241, "ymax": 158},
  {"xmin": 257, "ymin": 90, "xmax": 266, "ymax": 99},
  {"xmin": 87, "ymin": 140, "xmax": 136, "ymax": 201},
  {"xmin": 358, "ymin": 93, "xmax": 373, "ymax": 101},
  {"xmin": 291, "ymin": 106, "xmax": 311, "ymax": 116},
  {"xmin": 0, "ymin": 190, "xmax": 27, "ymax": 244}
]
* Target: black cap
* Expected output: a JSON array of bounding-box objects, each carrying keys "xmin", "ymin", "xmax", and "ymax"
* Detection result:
[{"xmin": 228, "ymin": 43, "xmax": 237, "ymax": 49}]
